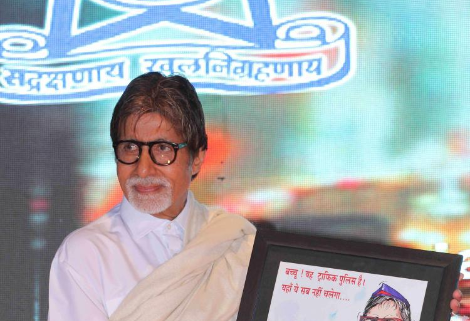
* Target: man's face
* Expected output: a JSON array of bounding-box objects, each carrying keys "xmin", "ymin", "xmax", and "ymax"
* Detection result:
[
  {"xmin": 116, "ymin": 112, "xmax": 205, "ymax": 220},
  {"xmin": 365, "ymin": 301, "xmax": 402, "ymax": 321}
]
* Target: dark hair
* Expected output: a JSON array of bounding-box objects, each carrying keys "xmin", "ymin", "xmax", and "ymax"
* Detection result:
[
  {"xmin": 110, "ymin": 72, "xmax": 208, "ymax": 157},
  {"xmin": 363, "ymin": 296, "xmax": 411, "ymax": 321}
]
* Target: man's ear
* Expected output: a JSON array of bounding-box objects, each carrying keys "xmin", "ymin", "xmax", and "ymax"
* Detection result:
[{"xmin": 191, "ymin": 148, "xmax": 206, "ymax": 177}]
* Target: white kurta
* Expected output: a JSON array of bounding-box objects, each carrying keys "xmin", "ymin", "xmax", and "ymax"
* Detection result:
[
  {"xmin": 48, "ymin": 193, "xmax": 193, "ymax": 321},
  {"xmin": 110, "ymin": 196, "xmax": 256, "ymax": 321}
]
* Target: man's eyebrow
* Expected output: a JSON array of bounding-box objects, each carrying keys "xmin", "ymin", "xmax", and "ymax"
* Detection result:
[{"xmin": 119, "ymin": 137, "xmax": 175, "ymax": 142}]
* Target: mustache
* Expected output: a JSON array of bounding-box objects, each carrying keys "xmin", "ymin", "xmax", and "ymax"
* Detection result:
[{"xmin": 126, "ymin": 176, "xmax": 171, "ymax": 187}]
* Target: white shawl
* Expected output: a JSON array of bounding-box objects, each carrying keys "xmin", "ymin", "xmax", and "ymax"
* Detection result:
[{"xmin": 110, "ymin": 200, "xmax": 256, "ymax": 321}]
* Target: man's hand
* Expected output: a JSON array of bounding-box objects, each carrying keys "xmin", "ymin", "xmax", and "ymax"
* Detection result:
[{"xmin": 451, "ymin": 273, "xmax": 464, "ymax": 314}]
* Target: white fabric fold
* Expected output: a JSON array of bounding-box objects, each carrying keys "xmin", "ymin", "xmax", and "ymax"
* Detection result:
[{"xmin": 110, "ymin": 200, "xmax": 256, "ymax": 321}]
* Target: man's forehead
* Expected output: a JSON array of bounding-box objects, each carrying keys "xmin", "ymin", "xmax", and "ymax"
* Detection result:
[{"xmin": 119, "ymin": 112, "xmax": 180, "ymax": 138}]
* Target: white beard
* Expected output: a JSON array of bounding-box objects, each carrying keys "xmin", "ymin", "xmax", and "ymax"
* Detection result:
[{"xmin": 125, "ymin": 176, "xmax": 173, "ymax": 215}]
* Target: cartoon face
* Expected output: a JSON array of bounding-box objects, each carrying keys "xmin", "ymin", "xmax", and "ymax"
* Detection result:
[{"xmin": 361, "ymin": 300, "xmax": 402, "ymax": 321}]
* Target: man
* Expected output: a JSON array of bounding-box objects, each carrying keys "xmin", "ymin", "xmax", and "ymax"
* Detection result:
[
  {"xmin": 360, "ymin": 283, "xmax": 411, "ymax": 321},
  {"xmin": 48, "ymin": 72, "xmax": 256, "ymax": 321},
  {"xmin": 49, "ymin": 72, "xmax": 462, "ymax": 321}
]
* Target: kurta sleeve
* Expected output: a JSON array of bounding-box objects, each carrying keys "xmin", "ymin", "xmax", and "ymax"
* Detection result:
[{"xmin": 48, "ymin": 247, "xmax": 109, "ymax": 321}]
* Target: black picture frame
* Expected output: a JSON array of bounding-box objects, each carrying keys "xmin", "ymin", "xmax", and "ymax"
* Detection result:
[{"xmin": 237, "ymin": 230, "xmax": 462, "ymax": 321}]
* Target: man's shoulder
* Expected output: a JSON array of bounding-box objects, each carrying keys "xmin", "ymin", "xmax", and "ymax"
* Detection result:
[
  {"xmin": 204, "ymin": 204, "xmax": 257, "ymax": 238},
  {"xmin": 55, "ymin": 202, "xmax": 123, "ymax": 261},
  {"xmin": 206, "ymin": 205, "xmax": 254, "ymax": 226},
  {"xmin": 184, "ymin": 199, "xmax": 255, "ymax": 244}
]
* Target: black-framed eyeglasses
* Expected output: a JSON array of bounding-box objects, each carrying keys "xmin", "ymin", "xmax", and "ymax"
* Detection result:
[{"xmin": 113, "ymin": 140, "xmax": 188, "ymax": 166}]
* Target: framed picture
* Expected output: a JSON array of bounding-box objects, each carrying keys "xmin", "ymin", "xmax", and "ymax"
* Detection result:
[{"xmin": 237, "ymin": 230, "xmax": 462, "ymax": 321}]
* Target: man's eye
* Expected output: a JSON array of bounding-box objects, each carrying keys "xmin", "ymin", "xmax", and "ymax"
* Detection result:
[
  {"xmin": 122, "ymin": 143, "xmax": 139, "ymax": 153},
  {"xmin": 155, "ymin": 143, "xmax": 172, "ymax": 153}
]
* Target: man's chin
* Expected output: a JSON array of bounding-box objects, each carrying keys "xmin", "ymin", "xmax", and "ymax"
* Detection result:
[
  {"xmin": 127, "ymin": 192, "xmax": 172, "ymax": 215},
  {"xmin": 130, "ymin": 201, "xmax": 171, "ymax": 215}
]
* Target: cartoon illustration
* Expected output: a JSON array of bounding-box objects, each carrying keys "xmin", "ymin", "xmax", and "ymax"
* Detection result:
[
  {"xmin": 359, "ymin": 283, "xmax": 411, "ymax": 321},
  {"xmin": 266, "ymin": 262, "xmax": 428, "ymax": 321}
]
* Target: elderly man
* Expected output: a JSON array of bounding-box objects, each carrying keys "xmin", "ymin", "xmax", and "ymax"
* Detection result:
[
  {"xmin": 48, "ymin": 72, "xmax": 462, "ymax": 321},
  {"xmin": 48, "ymin": 72, "xmax": 256, "ymax": 321}
]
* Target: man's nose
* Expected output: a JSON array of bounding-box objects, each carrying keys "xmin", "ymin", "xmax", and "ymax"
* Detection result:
[{"xmin": 135, "ymin": 147, "xmax": 156, "ymax": 177}]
